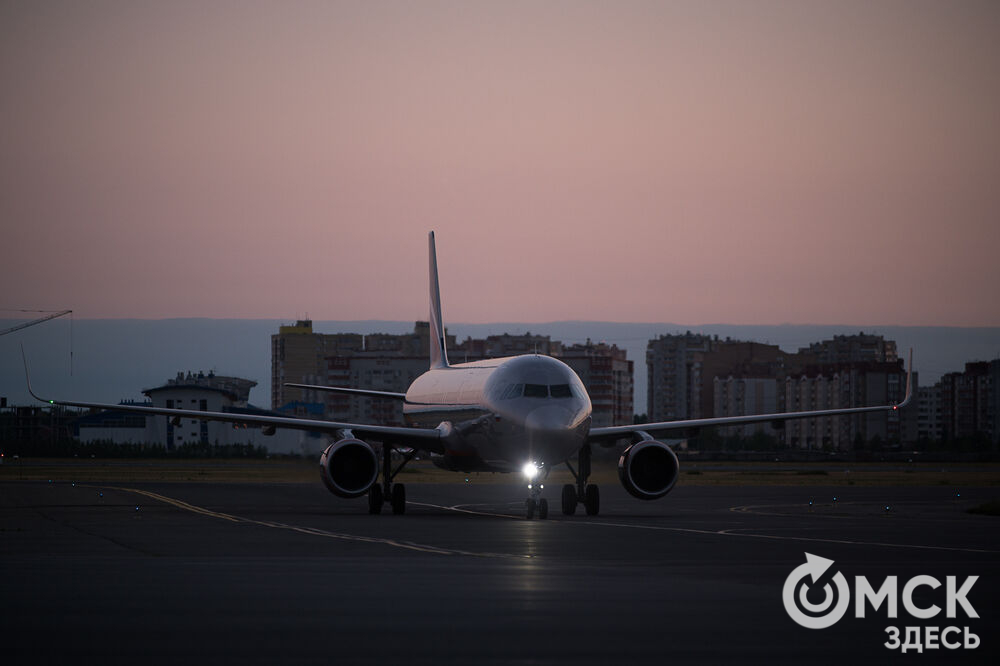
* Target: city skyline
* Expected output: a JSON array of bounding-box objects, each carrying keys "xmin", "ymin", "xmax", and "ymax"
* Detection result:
[
  {"xmin": 2, "ymin": 1, "xmax": 998, "ymax": 325},
  {"xmin": 7, "ymin": 320, "xmax": 995, "ymax": 448},
  {"xmin": 3, "ymin": 317, "xmax": 998, "ymax": 414}
]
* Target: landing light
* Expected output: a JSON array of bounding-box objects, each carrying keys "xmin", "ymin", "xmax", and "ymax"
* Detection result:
[{"xmin": 522, "ymin": 462, "xmax": 539, "ymax": 480}]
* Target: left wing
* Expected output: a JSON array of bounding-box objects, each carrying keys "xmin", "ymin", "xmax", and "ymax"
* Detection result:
[
  {"xmin": 24, "ymin": 358, "xmax": 444, "ymax": 451},
  {"xmin": 590, "ymin": 349, "xmax": 913, "ymax": 444}
]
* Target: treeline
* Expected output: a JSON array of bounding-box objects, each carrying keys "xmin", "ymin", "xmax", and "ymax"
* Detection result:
[
  {"xmin": 1, "ymin": 437, "xmax": 269, "ymax": 459},
  {"xmin": 692, "ymin": 429, "xmax": 997, "ymax": 453}
]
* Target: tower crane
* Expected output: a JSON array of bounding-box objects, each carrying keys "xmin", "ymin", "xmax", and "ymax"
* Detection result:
[{"xmin": 0, "ymin": 310, "xmax": 72, "ymax": 337}]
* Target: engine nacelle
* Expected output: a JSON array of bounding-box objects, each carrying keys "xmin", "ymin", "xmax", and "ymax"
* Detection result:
[
  {"xmin": 319, "ymin": 438, "xmax": 379, "ymax": 498},
  {"xmin": 618, "ymin": 440, "xmax": 680, "ymax": 500}
]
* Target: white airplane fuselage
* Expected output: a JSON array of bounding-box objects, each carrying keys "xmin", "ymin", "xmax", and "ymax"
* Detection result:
[{"xmin": 403, "ymin": 354, "xmax": 592, "ymax": 473}]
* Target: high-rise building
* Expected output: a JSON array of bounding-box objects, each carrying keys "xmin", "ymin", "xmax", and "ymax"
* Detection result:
[
  {"xmin": 713, "ymin": 375, "xmax": 779, "ymax": 438},
  {"xmin": 453, "ymin": 332, "xmax": 561, "ymax": 360},
  {"xmin": 697, "ymin": 340, "xmax": 786, "ymax": 419},
  {"xmin": 938, "ymin": 362, "xmax": 993, "ymax": 443},
  {"xmin": 646, "ymin": 333, "xmax": 714, "ymax": 422},
  {"xmin": 647, "ymin": 332, "xmax": 913, "ymax": 448},
  {"xmin": 783, "ymin": 361, "xmax": 908, "ymax": 449},
  {"xmin": 559, "ymin": 341, "xmax": 633, "ymax": 427},
  {"xmin": 270, "ymin": 320, "xmax": 364, "ymax": 409},
  {"xmin": 917, "ymin": 385, "xmax": 943, "ymax": 442},
  {"xmin": 312, "ymin": 354, "xmax": 428, "ymax": 426},
  {"xmin": 992, "ymin": 360, "xmax": 1000, "ymax": 450},
  {"xmin": 798, "ymin": 333, "xmax": 898, "ymax": 365}
]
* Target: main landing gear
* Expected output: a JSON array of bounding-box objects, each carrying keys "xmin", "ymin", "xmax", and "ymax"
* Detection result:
[
  {"xmin": 561, "ymin": 444, "xmax": 600, "ymax": 516},
  {"xmin": 368, "ymin": 444, "xmax": 414, "ymax": 515}
]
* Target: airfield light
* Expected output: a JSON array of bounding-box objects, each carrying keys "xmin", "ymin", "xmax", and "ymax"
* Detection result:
[{"xmin": 522, "ymin": 462, "xmax": 539, "ymax": 480}]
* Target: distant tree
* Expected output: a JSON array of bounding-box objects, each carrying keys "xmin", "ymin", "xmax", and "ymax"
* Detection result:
[
  {"xmin": 869, "ymin": 434, "xmax": 884, "ymax": 452},
  {"xmin": 695, "ymin": 426, "xmax": 723, "ymax": 451}
]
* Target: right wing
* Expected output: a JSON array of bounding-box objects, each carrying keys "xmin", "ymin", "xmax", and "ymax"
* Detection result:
[
  {"xmin": 590, "ymin": 349, "xmax": 914, "ymax": 444},
  {"xmin": 284, "ymin": 383, "xmax": 408, "ymax": 401}
]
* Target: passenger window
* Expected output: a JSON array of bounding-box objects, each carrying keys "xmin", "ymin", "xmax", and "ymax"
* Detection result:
[
  {"xmin": 524, "ymin": 384, "xmax": 548, "ymax": 398},
  {"xmin": 549, "ymin": 384, "xmax": 572, "ymax": 398}
]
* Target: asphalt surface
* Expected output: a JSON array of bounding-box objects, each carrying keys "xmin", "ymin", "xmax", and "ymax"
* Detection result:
[{"xmin": 2, "ymin": 479, "xmax": 997, "ymax": 665}]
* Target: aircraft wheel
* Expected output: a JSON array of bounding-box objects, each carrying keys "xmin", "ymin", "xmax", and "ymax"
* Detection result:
[
  {"xmin": 584, "ymin": 484, "xmax": 600, "ymax": 516},
  {"xmin": 391, "ymin": 483, "xmax": 406, "ymax": 515},
  {"xmin": 561, "ymin": 484, "xmax": 577, "ymax": 515},
  {"xmin": 538, "ymin": 498, "xmax": 548, "ymax": 520},
  {"xmin": 525, "ymin": 498, "xmax": 536, "ymax": 520},
  {"xmin": 368, "ymin": 484, "xmax": 383, "ymax": 515}
]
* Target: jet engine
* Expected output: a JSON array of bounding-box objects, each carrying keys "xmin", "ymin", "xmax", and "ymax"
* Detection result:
[
  {"xmin": 319, "ymin": 438, "xmax": 379, "ymax": 498},
  {"xmin": 618, "ymin": 440, "xmax": 680, "ymax": 500}
]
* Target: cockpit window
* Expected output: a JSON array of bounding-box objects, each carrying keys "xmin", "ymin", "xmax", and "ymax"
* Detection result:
[
  {"xmin": 502, "ymin": 383, "xmax": 579, "ymax": 399},
  {"xmin": 549, "ymin": 384, "xmax": 573, "ymax": 398},
  {"xmin": 523, "ymin": 383, "xmax": 548, "ymax": 398},
  {"xmin": 501, "ymin": 384, "xmax": 523, "ymax": 399}
]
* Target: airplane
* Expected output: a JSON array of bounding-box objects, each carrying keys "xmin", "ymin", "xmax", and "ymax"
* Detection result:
[{"xmin": 26, "ymin": 232, "xmax": 913, "ymax": 519}]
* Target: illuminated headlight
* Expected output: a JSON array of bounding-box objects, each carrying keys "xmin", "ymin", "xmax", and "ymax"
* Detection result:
[{"xmin": 522, "ymin": 462, "xmax": 539, "ymax": 479}]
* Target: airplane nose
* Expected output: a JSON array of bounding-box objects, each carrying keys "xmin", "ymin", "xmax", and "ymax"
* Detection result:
[
  {"xmin": 523, "ymin": 405, "xmax": 587, "ymax": 463},
  {"xmin": 524, "ymin": 405, "xmax": 576, "ymax": 433}
]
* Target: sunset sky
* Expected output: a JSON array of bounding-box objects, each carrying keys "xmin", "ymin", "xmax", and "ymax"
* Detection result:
[{"xmin": 2, "ymin": 1, "xmax": 998, "ymax": 326}]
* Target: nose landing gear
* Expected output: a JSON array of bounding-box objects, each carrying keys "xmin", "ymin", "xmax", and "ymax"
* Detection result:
[
  {"xmin": 523, "ymin": 463, "xmax": 549, "ymax": 520},
  {"xmin": 525, "ymin": 483, "xmax": 548, "ymax": 520}
]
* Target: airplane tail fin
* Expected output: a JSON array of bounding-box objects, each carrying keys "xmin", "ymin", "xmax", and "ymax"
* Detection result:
[{"xmin": 428, "ymin": 231, "xmax": 449, "ymax": 369}]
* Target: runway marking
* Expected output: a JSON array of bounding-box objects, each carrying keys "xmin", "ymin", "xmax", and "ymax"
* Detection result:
[
  {"xmin": 730, "ymin": 502, "xmax": 983, "ymax": 528},
  {"xmin": 573, "ymin": 520, "xmax": 999, "ymax": 555},
  {"xmin": 408, "ymin": 501, "xmax": 521, "ymax": 520},
  {"xmin": 109, "ymin": 488, "xmax": 998, "ymax": 557},
  {"xmin": 117, "ymin": 487, "xmax": 529, "ymax": 559},
  {"xmin": 413, "ymin": 500, "xmax": 998, "ymax": 555}
]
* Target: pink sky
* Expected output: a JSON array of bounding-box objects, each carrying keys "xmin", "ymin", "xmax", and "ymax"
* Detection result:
[{"xmin": 2, "ymin": 1, "xmax": 998, "ymax": 326}]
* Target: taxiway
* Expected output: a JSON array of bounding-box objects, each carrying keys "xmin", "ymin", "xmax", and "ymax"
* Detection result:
[{"xmin": 2, "ymin": 480, "xmax": 996, "ymax": 664}]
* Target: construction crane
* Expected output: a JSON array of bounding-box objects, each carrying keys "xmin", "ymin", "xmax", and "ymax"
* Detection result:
[{"xmin": 0, "ymin": 310, "xmax": 72, "ymax": 337}]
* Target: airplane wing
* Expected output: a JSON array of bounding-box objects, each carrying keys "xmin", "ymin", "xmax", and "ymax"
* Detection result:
[
  {"xmin": 23, "ymin": 359, "xmax": 443, "ymax": 451},
  {"xmin": 589, "ymin": 349, "xmax": 913, "ymax": 444},
  {"xmin": 284, "ymin": 383, "xmax": 408, "ymax": 401}
]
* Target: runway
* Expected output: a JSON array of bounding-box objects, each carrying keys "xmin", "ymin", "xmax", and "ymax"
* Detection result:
[{"xmin": 2, "ymin": 480, "xmax": 997, "ymax": 664}]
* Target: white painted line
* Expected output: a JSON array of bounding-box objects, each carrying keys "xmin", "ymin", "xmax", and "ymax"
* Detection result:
[
  {"xmin": 414, "ymin": 499, "xmax": 998, "ymax": 555},
  {"xmin": 117, "ymin": 487, "xmax": 530, "ymax": 559}
]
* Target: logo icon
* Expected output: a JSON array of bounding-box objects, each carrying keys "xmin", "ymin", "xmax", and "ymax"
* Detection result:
[{"xmin": 783, "ymin": 553, "xmax": 851, "ymax": 629}]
